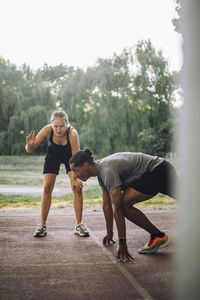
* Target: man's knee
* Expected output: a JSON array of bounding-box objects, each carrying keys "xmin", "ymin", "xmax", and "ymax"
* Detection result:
[{"xmin": 122, "ymin": 202, "xmax": 134, "ymax": 215}]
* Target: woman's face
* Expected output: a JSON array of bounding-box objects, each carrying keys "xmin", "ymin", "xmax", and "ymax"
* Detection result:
[{"xmin": 51, "ymin": 117, "xmax": 68, "ymax": 137}]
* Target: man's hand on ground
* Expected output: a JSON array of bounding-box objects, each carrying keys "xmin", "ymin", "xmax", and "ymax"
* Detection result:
[
  {"xmin": 103, "ymin": 233, "xmax": 115, "ymax": 246},
  {"xmin": 117, "ymin": 244, "xmax": 134, "ymax": 262}
]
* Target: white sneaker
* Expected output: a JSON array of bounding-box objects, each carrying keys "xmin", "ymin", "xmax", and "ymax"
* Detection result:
[
  {"xmin": 34, "ymin": 224, "xmax": 47, "ymax": 237},
  {"xmin": 75, "ymin": 223, "xmax": 89, "ymax": 237}
]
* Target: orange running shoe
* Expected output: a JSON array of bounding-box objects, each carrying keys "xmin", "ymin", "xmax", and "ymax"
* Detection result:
[{"xmin": 138, "ymin": 234, "xmax": 170, "ymax": 254}]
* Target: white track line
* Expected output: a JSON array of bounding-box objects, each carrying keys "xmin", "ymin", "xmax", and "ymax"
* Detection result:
[
  {"xmin": 1, "ymin": 262, "xmax": 114, "ymax": 268},
  {"xmin": 87, "ymin": 226, "xmax": 154, "ymax": 300}
]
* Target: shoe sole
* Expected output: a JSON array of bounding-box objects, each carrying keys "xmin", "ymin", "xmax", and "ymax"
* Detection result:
[
  {"xmin": 138, "ymin": 237, "xmax": 170, "ymax": 254},
  {"xmin": 74, "ymin": 231, "xmax": 90, "ymax": 237},
  {"xmin": 34, "ymin": 231, "xmax": 47, "ymax": 237}
]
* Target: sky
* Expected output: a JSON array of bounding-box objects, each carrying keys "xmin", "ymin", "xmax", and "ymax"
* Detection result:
[{"xmin": 0, "ymin": 0, "xmax": 182, "ymax": 71}]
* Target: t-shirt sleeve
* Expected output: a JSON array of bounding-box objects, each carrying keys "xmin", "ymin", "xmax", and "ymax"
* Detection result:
[
  {"xmin": 100, "ymin": 167, "xmax": 122, "ymax": 193},
  {"xmin": 97, "ymin": 176, "xmax": 107, "ymax": 191}
]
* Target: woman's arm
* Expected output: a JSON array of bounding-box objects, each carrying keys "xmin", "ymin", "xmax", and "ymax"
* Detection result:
[
  {"xmin": 25, "ymin": 125, "xmax": 51, "ymax": 153},
  {"xmin": 68, "ymin": 128, "xmax": 82, "ymax": 191},
  {"xmin": 68, "ymin": 128, "xmax": 80, "ymax": 154}
]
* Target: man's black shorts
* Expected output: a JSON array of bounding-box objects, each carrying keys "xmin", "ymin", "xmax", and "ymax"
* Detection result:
[{"xmin": 128, "ymin": 160, "xmax": 178, "ymax": 198}]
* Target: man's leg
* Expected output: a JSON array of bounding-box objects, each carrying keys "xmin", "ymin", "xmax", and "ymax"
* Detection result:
[
  {"xmin": 122, "ymin": 187, "xmax": 169, "ymax": 253},
  {"xmin": 122, "ymin": 187, "xmax": 161, "ymax": 234}
]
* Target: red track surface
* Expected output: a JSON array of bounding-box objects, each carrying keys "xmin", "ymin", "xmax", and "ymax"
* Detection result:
[{"xmin": 0, "ymin": 211, "xmax": 177, "ymax": 300}]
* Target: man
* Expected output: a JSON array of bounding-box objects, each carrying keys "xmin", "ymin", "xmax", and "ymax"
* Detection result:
[{"xmin": 69, "ymin": 149, "xmax": 177, "ymax": 262}]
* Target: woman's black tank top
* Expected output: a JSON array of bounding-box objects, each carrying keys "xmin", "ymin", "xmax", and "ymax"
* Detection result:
[{"xmin": 45, "ymin": 127, "xmax": 72, "ymax": 163}]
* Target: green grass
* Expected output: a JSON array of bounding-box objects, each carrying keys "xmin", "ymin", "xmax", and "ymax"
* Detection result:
[
  {"xmin": 0, "ymin": 155, "xmax": 45, "ymax": 171},
  {"xmin": 0, "ymin": 189, "xmax": 177, "ymax": 211},
  {"xmin": 0, "ymin": 194, "xmax": 41, "ymax": 208},
  {"xmin": 0, "ymin": 155, "xmax": 70, "ymax": 186},
  {"xmin": 0, "ymin": 155, "xmax": 177, "ymax": 211},
  {"xmin": 0, "ymin": 186, "xmax": 102, "ymax": 209}
]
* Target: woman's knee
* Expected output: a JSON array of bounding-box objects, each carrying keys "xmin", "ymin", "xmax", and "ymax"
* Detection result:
[
  {"xmin": 43, "ymin": 183, "xmax": 54, "ymax": 194},
  {"xmin": 73, "ymin": 189, "xmax": 83, "ymax": 196}
]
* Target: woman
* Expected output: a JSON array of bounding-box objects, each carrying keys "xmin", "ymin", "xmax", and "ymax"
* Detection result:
[
  {"xmin": 25, "ymin": 110, "xmax": 89, "ymax": 237},
  {"xmin": 69, "ymin": 149, "xmax": 178, "ymax": 262}
]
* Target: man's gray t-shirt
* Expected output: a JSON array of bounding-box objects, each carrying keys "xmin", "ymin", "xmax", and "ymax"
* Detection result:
[{"xmin": 95, "ymin": 152, "xmax": 163, "ymax": 193}]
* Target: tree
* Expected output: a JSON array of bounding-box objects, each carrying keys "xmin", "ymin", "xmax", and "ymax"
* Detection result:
[
  {"xmin": 0, "ymin": 59, "xmax": 57, "ymax": 155},
  {"xmin": 132, "ymin": 40, "xmax": 176, "ymax": 155},
  {"xmin": 78, "ymin": 50, "xmax": 135, "ymax": 156},
  {"xmin": 78, "ymin": 42, "xmax": 176, "ymax": 157},
  {"xmin": 172, "ymin": 0, "xmax": 182, "ymax": 34},
  {"xmin": 0, "ymin": 39, "xmax": 178, "ymax": 157}
]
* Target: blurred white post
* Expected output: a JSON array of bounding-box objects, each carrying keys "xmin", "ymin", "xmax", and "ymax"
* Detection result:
[{"xmin": 176, "ymin": 0, "xmax": 200, "ymax": 299}]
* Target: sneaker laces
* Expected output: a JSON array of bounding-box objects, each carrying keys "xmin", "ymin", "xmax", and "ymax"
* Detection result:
[
  {"xmin": 78, "ymin": 224, "xmax": 85, "ymax": 230},
  {"xmin": 147, "ymin": 236, "xmax": 155, "ymax": 247},
  {"xmin": 37, "ymin": 224, "xmax": 46, "ymax": 230}
]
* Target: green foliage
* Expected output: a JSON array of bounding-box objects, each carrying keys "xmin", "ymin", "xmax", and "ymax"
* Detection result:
[
  {"xmin": 77, "ymin": 41, "xmax": 176, "ymax": 157},
  {"xmin": 0, "ymin": 59, "xmax": 56, "ymax": 155},
  {"xmin": 0, "ymin": 40, "xmax": 179, "ymax": 157},
  {"xmin": 172, "ymin": 0, "xmax": 182, "ymax": 34}
]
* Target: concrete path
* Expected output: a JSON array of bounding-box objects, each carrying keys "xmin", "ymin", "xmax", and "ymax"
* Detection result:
[
  {"xmin": 0, "ymin": 184, "xmax": 72, "ymax": 196},
  {"xmin": 0, "ymin": 210, "xmax": 177, "ymax": 300}
]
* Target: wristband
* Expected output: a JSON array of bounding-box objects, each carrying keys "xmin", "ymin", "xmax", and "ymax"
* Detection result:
[{"xmin": 118, "ymin": 237, "xmax": 126, "ymax": 245}]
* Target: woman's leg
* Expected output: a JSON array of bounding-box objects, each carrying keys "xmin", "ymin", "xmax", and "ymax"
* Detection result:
[
  {"xmin": 41, "ymin": 173, "xmax": 57, "ymax": 224},
  {"xmin": 73, "ymin": 190, "xmax": 83, "ymax": 225},
  {"xmin": 68, "ymin": 171, "xmax": 89, "ymax": 236},
  {"xmin": 68, "ymin": 171, "xmax": 83, "ymax": 224}
]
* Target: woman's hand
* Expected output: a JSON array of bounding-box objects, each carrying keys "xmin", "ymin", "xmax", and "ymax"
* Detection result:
[
  {"xmin": 103, "ymin": 232, "xmax": 115, "ymax": 246},
  {"xmin": 26, "ymin": 130, "xmax": 37, "ymax": 152},
  {"xmin": 71, "ymin": 178, "xmax": 83, "ymax": 192},
  {"xmin": 26, "ymin": 130, "xmax": 36, "ymax": 145},
  {"xmin": 117, "ymin": 244, "xmax": 134, "ymax": 262}
]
